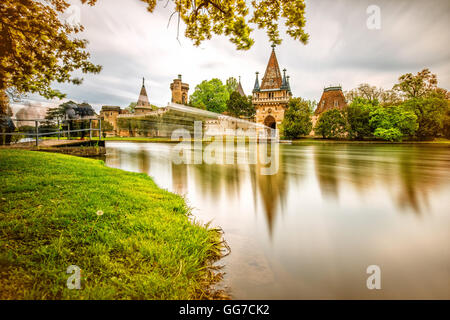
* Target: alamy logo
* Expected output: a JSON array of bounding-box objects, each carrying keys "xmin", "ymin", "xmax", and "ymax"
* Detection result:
[
  {"xmin": 366, "ymin": 5, "xmax": 381, "ymax": 30},
  {"xmin": 366, "ymin": 265, "xmax": 381, "ymax": 290},
  {"xmin": 171, "ymin": 121, "xmax": 279, "ymax": 175},
  {"xmin": 66, "ymin": 265, "xmax": 81, "ymax": 290}
]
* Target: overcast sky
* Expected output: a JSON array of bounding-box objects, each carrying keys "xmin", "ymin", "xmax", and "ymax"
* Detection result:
[{"xmin": 16, "ymin": 0, "xmax": 450, "ymax": 112}]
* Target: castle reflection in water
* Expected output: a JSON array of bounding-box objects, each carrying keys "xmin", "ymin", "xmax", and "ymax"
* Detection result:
[{"xmin": 107, "ymin": 142, "xmax": 448, "ymax": 226}]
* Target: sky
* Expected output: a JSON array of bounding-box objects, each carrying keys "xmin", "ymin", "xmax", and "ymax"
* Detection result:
[{"xmin": 13, "ymin": 0, "xmax": 450, "ymax": 113}]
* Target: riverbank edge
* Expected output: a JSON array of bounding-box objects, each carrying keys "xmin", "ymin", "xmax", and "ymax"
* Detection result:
[
  {"xmin": 41, "ymin": 136, "xmax": 450, "ymax": 145},
  {"xmin": 0, "ymin": 149, "xmax": 229, "ymax": 300}
]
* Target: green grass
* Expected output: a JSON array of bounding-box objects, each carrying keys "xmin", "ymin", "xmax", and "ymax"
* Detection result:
[{"xmin": 0, "ymin": 149, "xmax": 223, "ymax": 299}]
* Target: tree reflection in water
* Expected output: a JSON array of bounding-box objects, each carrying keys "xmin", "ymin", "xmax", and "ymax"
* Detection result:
[{"xmin": 105, "ymin": 141, "xmax": 450, "ymax": 299}]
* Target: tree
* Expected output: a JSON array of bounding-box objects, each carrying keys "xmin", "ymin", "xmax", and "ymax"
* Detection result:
[
  {"xmin": 46, "ymin": 100, "xmax": 96, "ymax": 138},
  {"xmin": 314, "ymin": 109, "xmax": 346, "ymax": 139},
  {"xmin": 373, "ymin": 128, "xmax": 403, "ymax": 142},
  {"xmin": 281, "ymin": 98, "xmax": 312, "ymax": 139},
  {"xmin": 226, "ymin": 91, "xmax": 254, "ymax": 118},
  {"xmin": 344, "ymin": 98, "xmax": 378, "ymax": 140},
  {"xmin": 101, "ymin": 121, "xmax": 114, "ymax": 138},
  {"xmin": 0, "ymin": 0, "xmax": 102, "ymax": 113},
  {"xmin": 345, "ymin": 84, "xmax": 401, "ymax": 105},
  {"xmin": 393, "ymin": 68, "xmax": 438, "ymax": 99},
  {"xmin": 345, "ymin": 83, "xmax": 381, "ymax": 103},
  {"xmin": 126, "ymin": 102, "xmax": 137, "ymax": 113},
  {"xmin": 402, "ymin": 97, "xmax": 448, "ymax": 139},
  {"xmin": 369, "ymin": 105, "xmax": 417, "ymax": 141},
  {"xmin": 142, "ymin": 0, "xmax": 309, "ymax": 50},
  {"xmin": 62, "ymin": 0, "xmax": 308, "ymax": 51},
  {"xmin": 190, "ymin": 78, "xmax": 229, "ymax": 113},
  {"xmin": 225, "ymin": 77, "xmax": 239, "ymax": 95},
  {"xmin": 443, "ymin": 105, "xmax": 450, "ymax": 139}
]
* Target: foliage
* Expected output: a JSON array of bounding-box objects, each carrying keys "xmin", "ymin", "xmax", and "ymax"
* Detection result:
[
  {"xmin": 281, "ymin": 98, "xmax": 312, "ymax": 139},
  {"xmin": 190, "ymin": 78, "xmax": 229, "ymax": 113},
  {"xmin": 225, "ymin": 77, "xmax": 238, "ymax": 95},
  {"xmin": 45, "ymin": 101, "xmax": 95, "ymax": 120},
  {"xmin": 401, "ymin": 97, "xmax": 448, "ymax": 139},
  {"xmin": 126, "ymin": 102, "xmax": 137, "ymax": 113},
  {"xmin": 345, "ymin": 83, "xmax": 400, "ymax": 105},
  {"xmin": 344, "ymin": 98, "xmax": 378, "ymax": 140},
  {"xmin": 393, "ymin": 68, "xmax": 438, "ymax": 99},
  {"xmin": 0, "ymin": 0, "xmax": 101, "ymax": 100},
  {"xmin": 314, "ymin": 108, "xmax": 346, "ymax": 139},
  {"xmin": 373, "ymin": 127, "xmax": 403, "ymax": 142},
  {"xmin": 0, "ymin": 149, "xmax": 222, "ymax": 299},
  {"xmin": 77, "ymin": 0, "xmax": 308, "ymax": 50},
  {"xmin": 101, "ymin": 121, "xmax": 114, "ymax": 137},
  {"xmin": 369, "ymin": 105, "xmax": 417, "ymax": 141},
  {"xmin": 443, "ymin": 106, "xmax": 450, "ymax": 139},
  {"xmin": 226, "ymin": 91, "xmax": 254, "ymax": 118}
]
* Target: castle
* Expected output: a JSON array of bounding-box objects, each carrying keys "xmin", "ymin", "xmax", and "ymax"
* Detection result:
[
  {"xmin": 252, "ymin": 44, "xmax": 292, "ymax": 130},
  {"xmin": 252, "ymin": 45, "xmax": 347, "ymax": 132},
  {"xmin": 100, "ymin": 46, "xmax": 347, "ymax": 137},
  {"xmin": 100, "ymin": 75, "xmax": 189, "ymax": 136}
]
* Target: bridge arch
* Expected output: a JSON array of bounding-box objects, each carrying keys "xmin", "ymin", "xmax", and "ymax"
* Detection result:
[{"xmin": 264, "ymin": 115, "xmax": 276, "ymax": 129}]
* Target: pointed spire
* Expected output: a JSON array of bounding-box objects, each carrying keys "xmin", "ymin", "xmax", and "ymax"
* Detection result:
[
  {"xmin": 281, "ymin": 68, "xmax": 288, "ymax": 89},
  {"xmin": 286, "ymin": 75, "xmax": 291, "ymax": 93},
  {"xmin": 137, "ymin": 77, "xmax": 150, "ymax": 106},
  {"xmin": 253, "ymin": 72, "xmax": 260, "ymax": 92},
  {"xmin": 236, "ymin": 76, "xmax": 246, "ymax": 97},
  {"xmin": 260, "ymin": 46, "xmax": 283, "ymax": 90}
]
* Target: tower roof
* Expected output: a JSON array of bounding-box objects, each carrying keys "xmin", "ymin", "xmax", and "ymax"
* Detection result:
[
  {"xmin": 237, "ymin": 76, "xmax": 246, "ymax": 97},
  {"xmin": 260, "ymin": 45, "xmax": 283, "ymax": 90},
  {"xmin": 253, "ymin": 72, "xmax": 260, "ymax": 92},
  {"xmin": 315, "ymin": 85, "xmax": 346, "ymax": 115},
  {"xmin": 137, "ymin": 77, "xmax": 150, "ymax": 106}
]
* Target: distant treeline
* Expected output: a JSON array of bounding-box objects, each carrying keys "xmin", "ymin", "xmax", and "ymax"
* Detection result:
[{"xmin": 282, "ymin": 69, "xmax": 449, "ymax": 141}]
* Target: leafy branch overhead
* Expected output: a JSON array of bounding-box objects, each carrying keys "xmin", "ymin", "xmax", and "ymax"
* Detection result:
[
  {"xmin": 0, "ymin": 0, "xmax": 307, "ymax": 107},
  {"xmin": 0, "ymin": 0, "xmax": 102, "ymax": 98},
  {"xmin": 93, "ymin": 0, "xmax": 309, "ymax": 50}
]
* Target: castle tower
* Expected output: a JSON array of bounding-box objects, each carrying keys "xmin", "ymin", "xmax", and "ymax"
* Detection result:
[
  {"xmin": 315, "ymin": 86, "xmax": 347, "ymax": 115},
  {"xmin": 252, "ymin": 45, "xmax": 292, "ymax": 130},
  {"xmin": 170, "ymin": 74, "xmax": 189, "ymax": 105},
  {"xmin": 135, "ymin": 77, "xmax": 153, "ymax": 114},
  {"xmin": 100, "ymin": 106, "xmax": 121, "ymax": 134}
]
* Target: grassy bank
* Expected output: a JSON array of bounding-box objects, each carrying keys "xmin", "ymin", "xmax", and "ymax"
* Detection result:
[{"xmin": 0, "ymin": 149, "xmax": 224, "ymax": 299}]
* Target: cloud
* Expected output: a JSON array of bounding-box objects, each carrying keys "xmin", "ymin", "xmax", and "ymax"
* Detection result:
[{"xmin": 15, "ymin": 0, "xmax": 450, "ymax": 112}]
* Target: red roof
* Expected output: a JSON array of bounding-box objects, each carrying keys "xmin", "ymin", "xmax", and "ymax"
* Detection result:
[{"xmin": 260, "ymin": 47, "xmax": 283, "ymax": 90}]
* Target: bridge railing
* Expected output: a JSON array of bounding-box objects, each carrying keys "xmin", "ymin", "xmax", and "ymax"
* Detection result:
[{"xmin": 0, "ymin": 117, "xmax": 103, "ymax": 146}]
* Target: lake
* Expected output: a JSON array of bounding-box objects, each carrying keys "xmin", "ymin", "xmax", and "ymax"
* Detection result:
[{"xmin": 105, "ymin": 141, "xmax": 450, "ymax": 299}]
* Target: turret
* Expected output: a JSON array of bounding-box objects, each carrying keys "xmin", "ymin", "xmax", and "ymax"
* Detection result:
[{"xmin": 253, "ymin": 72, "xmax": 260, "ymax": 92}]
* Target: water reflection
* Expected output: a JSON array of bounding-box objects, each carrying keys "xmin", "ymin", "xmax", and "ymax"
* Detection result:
[{"xmin": 105, "ymin": 142, "xmax": 450, "ymax": 299}]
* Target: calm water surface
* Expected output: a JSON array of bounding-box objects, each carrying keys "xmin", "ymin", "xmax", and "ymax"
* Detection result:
[{"xmin": 105, "ymin": 142, "xmax": 450, "ymax": 299}]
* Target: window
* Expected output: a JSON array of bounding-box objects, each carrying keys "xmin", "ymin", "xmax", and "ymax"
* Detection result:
[{"xmin": 334, "ymin": 100, "xmax": 339, "ymax": 107}]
